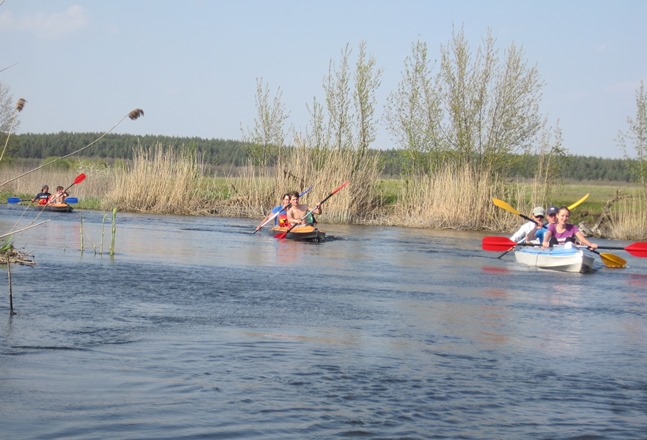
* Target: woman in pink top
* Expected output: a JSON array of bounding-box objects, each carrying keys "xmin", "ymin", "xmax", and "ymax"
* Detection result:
[{"xmin": 542, "ymin": 206, "xmax": 598, "ymax": 249}]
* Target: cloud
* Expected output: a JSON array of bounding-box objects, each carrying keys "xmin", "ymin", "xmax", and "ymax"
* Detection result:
[{"xmin": 0, "ymin": 5, "xmax": 88, "ymax": 39}]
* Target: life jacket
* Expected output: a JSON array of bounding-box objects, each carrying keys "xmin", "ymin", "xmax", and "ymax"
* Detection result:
[
  {"xmin": 38, "ymin": 197, "xmax": 48, "ymax": 205},
  {"xmin": 278, "ymin": 213, "xmax": 288, "ymax": 227},
  {"xmin": 304, "ymin": 213, "xmax": 316, "ymax": 225}
]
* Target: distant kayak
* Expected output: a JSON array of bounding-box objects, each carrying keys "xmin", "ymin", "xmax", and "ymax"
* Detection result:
[{"xmin": 40, "ymin": 203, "xmax": 74, "ymax": 213}]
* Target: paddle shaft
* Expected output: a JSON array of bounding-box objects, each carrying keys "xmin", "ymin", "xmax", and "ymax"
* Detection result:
[
  {"xmin": 8, "ymin": 196, "xmax": 78, "ymax": 204},
  {"xmin": 482, "ymin": 236, "xmax": 647, "ymax": 258},
  {"xmin": 45, "ymin": 173, "xmax": 86, "ymax": 206},
  {"xmin": 255, "ymin": 203, "xmax": 290, "ymax": 233}
]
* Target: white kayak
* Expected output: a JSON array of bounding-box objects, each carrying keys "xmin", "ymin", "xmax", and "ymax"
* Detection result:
[{"xmin": 514, "ymin": 243, "xmax": 595, "ymax": 273}]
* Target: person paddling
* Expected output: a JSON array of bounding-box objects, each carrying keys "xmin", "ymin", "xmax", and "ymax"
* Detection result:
[
  {"xmin": 49, "ymin": 185, "xmax": 69, "ymax": 204},
  {"xmin": 526, "ymin": 205, "xmax": 558, "ymax": 243},
  {"xmin": 256, "ymin": 193, "xmax": 290, "ymax": 231},
  {"xmin": 286, "ymin": 191, "xmax": 321, "ymax": 227},
  {"xmin": 31, "ymin": 185, "xmax": 51, "ymax": 205},
  {"xmin": 510, "ymin": 206, "xmax": 545, "ymax": 243},
  {"xmin": 541, "ymin": 206, "xmax": 598, "ymax": 249}
]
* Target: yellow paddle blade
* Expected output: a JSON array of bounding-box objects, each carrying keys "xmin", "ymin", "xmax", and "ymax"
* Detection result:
[
  {"xmin": 492, "ymin": 198, "xmax": 520, "ymax": 216},
  {"xmin": 568, "ymin": 193, "xmax": 589, "ymax": 210},
  {"xmin": 599, "ymin": 252, "xmax": 627, "ymax": 268}
]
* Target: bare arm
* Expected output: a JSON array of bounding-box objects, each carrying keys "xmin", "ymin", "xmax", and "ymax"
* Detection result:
[
  {"xmin": 525, "ymin": 220, "xmax": 543, "ymax": 242},
  {"xmin": 542, "ymin": 230, "xmax": 552, "ymax": 248},
  {"xmin": 576, "ymin": 231, "xmax": 597, "ymax": 249}
]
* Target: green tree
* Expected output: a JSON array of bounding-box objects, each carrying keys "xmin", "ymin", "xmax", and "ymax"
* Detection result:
[
  {"xmin": 324, "ymin": 44, "xmax": 354, "ymax": 151},
  {"xmin": 618, "ymin": 80, "xmax": 647, "ymax": 192},
  {"xmin": 242, "ymin": 78, "xmax": 289, "ymax": 167},
  {"xmin": 534, "ymin": 122, "xmax": 567, "ymax": 202},
  {"xmin": 439, "ymin": 27, "xmax": 545, "ymax": 174},
  {"xmin": 353, "ymin": 40, "xmax": 382, "ymax": 164},
  {"xmin": 384, "ymin": 40, "xmax": 443, "ymax": 175},
  {"xmin": 387, "ymin": 28, "xmax": 545, "ymax": 176}
]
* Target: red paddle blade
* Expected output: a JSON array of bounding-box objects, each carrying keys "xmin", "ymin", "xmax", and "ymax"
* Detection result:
[
  {"xmin": 73, "ymin": 173, "xmax": 87, "ymax": 185},
  {"xmin": 482, "ymin": 236, "xmax": 517, "ymax": 251},
  {"xmin": 274, "ymin": 231, "xmax": 288, "ymax": 239},
  {"xmin": 625, "ymin": 242, "xmax": 647, "ymax": 258}
]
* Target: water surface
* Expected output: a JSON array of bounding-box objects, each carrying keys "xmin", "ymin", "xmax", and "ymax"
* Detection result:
[{"xmin": 1, "ymin": 206, "xmax": 646, "ymax": 439}]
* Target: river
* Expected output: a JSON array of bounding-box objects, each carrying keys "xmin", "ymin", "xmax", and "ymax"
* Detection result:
[{"xmin": 1, "ymin": 205, "xmax": 646, "ymax": 439}]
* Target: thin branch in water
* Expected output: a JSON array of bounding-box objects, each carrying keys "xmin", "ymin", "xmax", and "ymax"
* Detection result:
[{"xmin": 0, "ymin": 220, "xmax": 50, "ymax": 240}]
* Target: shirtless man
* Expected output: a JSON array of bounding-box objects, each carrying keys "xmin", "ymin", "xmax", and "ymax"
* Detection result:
[{"xmin": 286, "ymin": 191, "xmax": 321, "ymax": 226}]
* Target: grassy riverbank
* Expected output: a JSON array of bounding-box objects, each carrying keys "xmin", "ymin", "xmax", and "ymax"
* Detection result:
[{"xmin": 1, "ymin": 150, "xmax": 645, "ymax": 239}]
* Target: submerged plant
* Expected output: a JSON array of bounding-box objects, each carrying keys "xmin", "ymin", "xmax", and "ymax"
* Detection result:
[{"xmin": 110, "ymin": 208, "xmax": 117, "ymax": 256}]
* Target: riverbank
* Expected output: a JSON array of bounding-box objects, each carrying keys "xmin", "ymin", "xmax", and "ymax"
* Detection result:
[{"xmin": 1, "ymin": 154, "xmax": 645, "ymax": 240}]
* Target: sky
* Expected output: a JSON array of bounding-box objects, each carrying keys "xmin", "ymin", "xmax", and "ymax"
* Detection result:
[{"xmin": 1, "ymin": 0, "xmax": 646, "ymax": 159}]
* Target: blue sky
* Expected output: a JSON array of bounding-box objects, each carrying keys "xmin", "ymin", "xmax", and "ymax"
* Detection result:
[{"xmin": 1, "ymin": 0, "xmax": 645, "ymax": 159}]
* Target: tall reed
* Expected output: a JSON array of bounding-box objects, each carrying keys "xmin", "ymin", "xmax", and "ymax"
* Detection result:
[
  {"xmin": 380, "ymin": 164, "xmax": 524, "ymax": 231},
  {"xmin": 104, "ymin": 144, "xmax": 202, "ymax": 214},
  {"xmin": 608, "ymin": 192, "xmax": 647, "ymax": 240},
  {"xmin": 223, "ymin": 144, "xmax": 381, "ymax": 224}
]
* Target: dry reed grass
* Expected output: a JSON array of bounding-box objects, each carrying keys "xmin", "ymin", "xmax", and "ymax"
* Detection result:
[
  {"xmin": 221, "ymin": 145, "xmax": 380, "ymax": 224},
  {"xmin": 0, "ymin": 159, "xmax": 118, "ymax": 203},
  {"xmin": 103, "ymin": 144, "xmax": 202, "ymax": 215},
  {"xmin": 376, "ymin": 165, "xmax": 523, "ymax": 231},
  {"xmin": 608, "ymin": 192, "xmax": 647, "ymax": 240}
]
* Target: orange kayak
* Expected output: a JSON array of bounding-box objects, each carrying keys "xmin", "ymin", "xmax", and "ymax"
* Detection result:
[{"xmin": 269, "ymin": 225, "xmax": 325, "ymax": 242}]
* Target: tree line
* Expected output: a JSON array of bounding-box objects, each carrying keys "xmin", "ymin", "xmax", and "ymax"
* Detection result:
[{"xmin": 4, "ymin": 131, "xmax": 636, "ymax": 182}]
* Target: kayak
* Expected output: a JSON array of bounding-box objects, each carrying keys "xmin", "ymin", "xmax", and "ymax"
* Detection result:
[
  {"xmin": 269, "ymin": 225, "xmax": 326, "ymax": 242},
  {"xmin": 514, "ymin": 243, "xmax": 595, "ymax": 273},
  {"xmin": 42, "ymin": 203, "xmax": 74, "ymax": 213}
]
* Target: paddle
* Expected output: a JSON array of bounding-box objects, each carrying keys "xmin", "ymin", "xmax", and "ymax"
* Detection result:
[
  {"xmin": 8, "ymin": 196, "xmax": 79, "ymax": 204},
  {"xmin": 274, "ymin": 181, "xmax": 349, "ymax": 239},
  {"xmin": 590, "ymin": 242, "xmax": 647, "ymax": 258},
  {"xmin": 482, "ymin": 236, "xmax": 647, "ymax": 259},
  {"xmin": 253, "ymin": 185, "xmax": 314, "ymax": 234},
  {"xmin": 58, "ymin": 173, "xmax": 86, "ymax": 200},
  {"xmin": 568, "ymin": 193, "xmax": 590, "ymax": 210},
  {"xmin": 492, "ymin": 198, "xmax": 536, "ymax": 224},
  {"xmin": 587, "ymin": 248, "xmax": 627, "ymax": 268}
]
